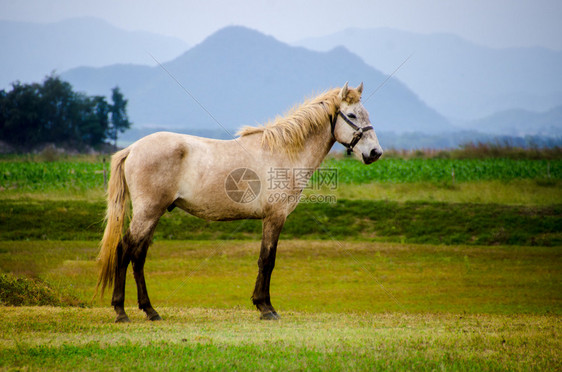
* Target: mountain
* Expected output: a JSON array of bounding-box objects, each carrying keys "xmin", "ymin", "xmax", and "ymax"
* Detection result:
[
  {"xmin": 62, "ymin": 26, "xmax": 452, "ymax": 136},
  {"xmin": 0, "ymin": 17, "xmax": 188, "ymax": 88},
  {"xmin": 297, "ymin": 28, "xmax": 562, "ymax": 121},
  {"xmin": 464, "ymin": 105, "xmax": 562, "ymax": 136}
]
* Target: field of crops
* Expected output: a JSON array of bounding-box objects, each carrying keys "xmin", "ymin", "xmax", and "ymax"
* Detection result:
[
  {"xmin": 2, "ymin": 156, "xmax": 560, "ymax": 191},
  {"xmin": 320, "ymin": 157, "xmax": 561, "ymax": 183},
  {"xmin": 0, "ymin": 157, "xmax": 106, "ymax": 191}
]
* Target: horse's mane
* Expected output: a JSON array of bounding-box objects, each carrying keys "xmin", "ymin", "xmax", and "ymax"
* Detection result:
[{"xmin": 237, "ymin": 87, "xmax": 361, "ymax": 155}]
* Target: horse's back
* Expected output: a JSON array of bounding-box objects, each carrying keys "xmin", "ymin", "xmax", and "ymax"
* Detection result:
[{"xmin": 122, "ymin": 131, "xmax": 264, "ymax": 221}]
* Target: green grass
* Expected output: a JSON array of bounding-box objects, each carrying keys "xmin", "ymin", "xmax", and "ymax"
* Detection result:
[
  {"xmin": 1, "ymin": 307, "xmax": 560, "ymax": 371},
  {"xmin": 3, "ymin": 179, "xmax": 560, "ymax": 207},
  {"xmin": 1, "ymin": 240, "xmax": 560, "ymax": 315},
  {"xmin": 1, "ymin": 154, "xmax": 561, "ymax": 370},
  {"xmin": 316, "ymin": 179, "xmax": 562, "ymax": 205},
  {"xmin": 1, "ymin": 198, "xmax": 560, "ymax": 246},
  {"xmin": 0, "ymin": 240, "xmax": 560, "ymax": 370}
]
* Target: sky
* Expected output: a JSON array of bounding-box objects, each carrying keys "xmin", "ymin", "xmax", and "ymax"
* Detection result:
[{"xmin": 1, "ymin": 0, "xmax": 562, "ymax": 50}]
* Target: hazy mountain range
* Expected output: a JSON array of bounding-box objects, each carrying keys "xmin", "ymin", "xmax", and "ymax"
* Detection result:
[
  {"xmin": 0, "ymin": 17, "xmax": 188, "ymax": 89},
  {"xmin": 2, "ymin": 18, "xmax": 561, "ymax": 148},
  {"xmin": 297, "ymin": 28, "xmax": 562, "ymax": 122},
  {"xmin": 465, "ymin": 105, "xmax": 562, "ymax": 136},
  {"xmin": 61, "ymin": 26, "xmax": 452, "ymax": 134}
]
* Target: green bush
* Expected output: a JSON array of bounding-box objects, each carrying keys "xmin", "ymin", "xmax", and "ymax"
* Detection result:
[{"xmin": 0, "ymin": 273, "xmax": 84, "ymax": 307}]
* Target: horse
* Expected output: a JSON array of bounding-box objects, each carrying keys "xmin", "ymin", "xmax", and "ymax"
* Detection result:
[{"xmin": 96, "ymin": 82, "xmax": 383, "ymax": 322}]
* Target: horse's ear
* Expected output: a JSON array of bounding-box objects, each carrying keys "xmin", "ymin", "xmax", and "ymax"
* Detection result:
[
  {"xmin": 357, "ymin": 82, "xmax": 363, "ymax": 95},
  {"xmin": 339, "ymin": 82, "xmax": 349, "ymax": 100}
]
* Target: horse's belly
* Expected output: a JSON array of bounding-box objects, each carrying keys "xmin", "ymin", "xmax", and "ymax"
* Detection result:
[{"xmin": 174, "ymin": 197, "xmax": 263, "ymax": 221}]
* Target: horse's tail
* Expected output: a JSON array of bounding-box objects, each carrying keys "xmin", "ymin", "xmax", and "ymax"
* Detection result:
[{"xmin": 95, "ymin": 147, "xmax": 131, "ymax": 299}]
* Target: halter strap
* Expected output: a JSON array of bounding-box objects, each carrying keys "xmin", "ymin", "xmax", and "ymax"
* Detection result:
[{"xmin": 331, "ymin": 111, "xmax": 374, "ymax": 155}]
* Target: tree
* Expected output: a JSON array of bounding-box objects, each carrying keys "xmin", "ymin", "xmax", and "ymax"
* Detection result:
[
  {"xmin": 38, "ymin": 75, "xmax": 75, "ymax": 144},
  {"xmin": 77, "ymin": 95, "xmax": 111, "ymax": 147},
  {"xmin": 108, "ymin": 87, "xmax": 131, "ymax": 147},
  {"xmin": 0, "ymin": 82, "xmax": 43, "ymax": 148},
  {"xmin": 0, "ymin": 75, "xmax": 130, "ymax": 151}
]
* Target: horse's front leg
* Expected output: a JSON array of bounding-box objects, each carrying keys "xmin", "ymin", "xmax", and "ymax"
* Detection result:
[
  {"xmin": 132, "ymin": 242, "xmax": 162, "ymax": 321},
  {"xmin": 252, "ymin": 214, "xmax": 286, "ymax": 320}
]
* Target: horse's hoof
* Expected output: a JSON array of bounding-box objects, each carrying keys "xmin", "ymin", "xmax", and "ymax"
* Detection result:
[
  {"xmin": 145, "ymin": 308, "xmax": 162, "ymax": 321},
  {"xmin": 260, "ymin": 311, "xmax": 280, "ymax": 320},
  {"xmin": 115, "ymin": 314, "xmax": 131, "ymax": 323},
  {"xmin": 147, "ymin": 313, "xmax": 162, "ymax": 321}
]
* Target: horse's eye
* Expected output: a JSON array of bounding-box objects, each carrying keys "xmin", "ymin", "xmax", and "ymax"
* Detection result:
[{"xmin": 348, "ymin": 113, "xmax": 357, "ymax": 119}]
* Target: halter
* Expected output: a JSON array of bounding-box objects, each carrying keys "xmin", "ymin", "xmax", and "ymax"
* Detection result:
[{"xmin": 330, "ymin": 111, "xmax": 374, "ymax": 155}]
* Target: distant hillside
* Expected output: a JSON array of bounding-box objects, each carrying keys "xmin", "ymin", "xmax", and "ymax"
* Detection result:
[
  {"xmin": 0, "ymin": 17, "xmax": 188, "ymax": 88},
  {"xmin": 297, "ymin": 28, "xmax": 562, "ymax": 121},
  {"xmin": 464, "ymin": 106, "xmax": 562, "ymax": 137},
  {"xmin": 62, "ymin": 26, "xmax": 452, "ymax": 135}
]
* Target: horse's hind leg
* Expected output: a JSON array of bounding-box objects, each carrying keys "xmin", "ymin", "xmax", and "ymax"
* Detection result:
[
  {"xmin": 128, "ymin": 206, "xmax": 165, "ymax": 320},
  {"xmin": 252, "ymin": 214, "xmax": 286, "ymax": 320},
  {"xmin": 112, "ymin": 239, "xmax": 131, "ymax": 323},
  {"xmin": 112, "ymin": 205, "xmax": 165, "ymax": 322}
]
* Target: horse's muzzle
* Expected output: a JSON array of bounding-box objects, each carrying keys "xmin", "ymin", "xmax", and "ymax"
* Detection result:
[{"xmin": 362, "ymin": 148, "xmax": 383, "ymax": 164}]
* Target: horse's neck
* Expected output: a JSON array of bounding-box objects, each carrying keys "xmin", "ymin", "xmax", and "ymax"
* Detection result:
[{"xmin": 292, "ymin": 123, "xmax": 335, "ymax": 170}]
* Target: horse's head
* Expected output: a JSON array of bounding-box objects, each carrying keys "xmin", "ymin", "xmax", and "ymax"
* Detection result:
[{"xmin": 332, "ymin": 82, "xmax": 383, "ymax": 164}]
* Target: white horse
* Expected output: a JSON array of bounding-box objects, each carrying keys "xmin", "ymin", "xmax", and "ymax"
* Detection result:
[{"xmin": 96, "ymin": 83, "xmax": 382, "ymax": 322}]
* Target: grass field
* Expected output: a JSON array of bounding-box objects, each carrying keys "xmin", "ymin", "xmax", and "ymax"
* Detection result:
[
  {"xmin": 1, "ymin": 198, "xmax": 560, "ymax": 245},
  {"xmin": 2, "ymin": 307, "xmax": 560, "ymax": 370},
  {"xmin": 1, "ymin": 155, "xmax": 561, "ymax": 370},
  {"xmin": 0, "ymin": 240, "xmax": 561, "ymax": 370},
  {"xmin": 1, "ymin": 239, "xmax": 560, "ymax": 313}
]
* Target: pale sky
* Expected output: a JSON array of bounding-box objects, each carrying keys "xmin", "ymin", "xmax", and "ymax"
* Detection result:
[{"xmin": 1, "ymin": 0, "xmax": 562, "ymax": 50}]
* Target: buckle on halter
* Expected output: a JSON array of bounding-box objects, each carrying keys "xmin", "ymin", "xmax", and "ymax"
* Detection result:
[{"xmin": 332, "ymin": 110, "xmax": 374, "ymax": 156}]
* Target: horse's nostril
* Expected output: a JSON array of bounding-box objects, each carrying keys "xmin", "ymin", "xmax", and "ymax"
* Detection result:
[{"xmin": 370, "ymin": 148, "xmax": 382, "ymax": 159}]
